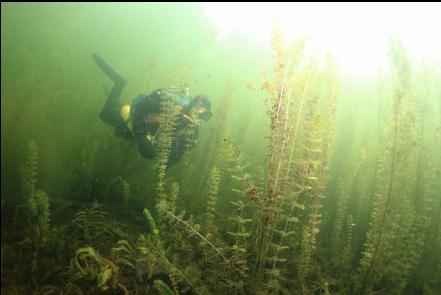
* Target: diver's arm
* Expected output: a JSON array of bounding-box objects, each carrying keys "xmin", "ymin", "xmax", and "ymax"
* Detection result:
[
  {"xmin": 130, "ymin": 94, "xmax": 149, "ymax": 135},
  {"xmin": 167, "ymin": 146, "xmax": 185, "ymax": 168},
  {"xmin": 130, "ymin": 93, "xmax": 160, "ymax": 159},
  {"xmin": 191, "ymin": 126, "xmax": 200, "ymax": 148}
]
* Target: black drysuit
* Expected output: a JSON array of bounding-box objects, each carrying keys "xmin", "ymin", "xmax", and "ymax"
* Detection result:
[{"xmin": 100, "ymin": 85, "xmax": 199, "ymax": 167}]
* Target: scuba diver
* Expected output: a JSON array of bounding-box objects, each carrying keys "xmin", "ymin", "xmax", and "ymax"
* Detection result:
[{"xmin": 92, "ymin": 54, "xmax": 212, "ymax": 167}]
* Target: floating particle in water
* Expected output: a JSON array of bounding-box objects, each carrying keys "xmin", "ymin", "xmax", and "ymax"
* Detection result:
[
  {"xmin": 261, "ymin": 80, "xmax": 273, "ymax": 92},
  {"xmin": 246, "ymin": 81, "xmax": 256, "ymax": 91}
]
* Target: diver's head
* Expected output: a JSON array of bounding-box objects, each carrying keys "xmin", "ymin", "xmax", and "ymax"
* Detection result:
[{"xmin": 185, "ymin": 95, "xmax": 212, "ymax": 122}]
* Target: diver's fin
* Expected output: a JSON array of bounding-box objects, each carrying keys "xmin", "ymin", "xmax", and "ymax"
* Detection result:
[{"xmin": 92, "ymin": 53, "xmax": 127, "ymax": 86}]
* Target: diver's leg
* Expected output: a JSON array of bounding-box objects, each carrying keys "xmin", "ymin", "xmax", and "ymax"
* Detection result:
[
  {"xmin": 99, "ymin": 83, "xmax": 126, "ymax": 128},
  {"xmin": 92, "ymin": 53, "xmax": 127, "ymax": 86},
  {"xmin": 93, "ymin": 54, "xmax": 128, "ymax": 128}
]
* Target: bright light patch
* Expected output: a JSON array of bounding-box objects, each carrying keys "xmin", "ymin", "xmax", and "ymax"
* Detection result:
[{"xmin": 203, "ymin": 2, "xmax": 441, "ymax": 74}]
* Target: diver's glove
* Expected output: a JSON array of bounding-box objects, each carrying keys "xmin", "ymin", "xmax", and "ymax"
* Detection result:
[
  {"xmin": 135, "ymin": 134, "xmax": 157, "ymax": 159},
  {"xmin": 152, "ymin": 159, "xmax": 162, "ymax": 173},
  {"xmin": 145, "ymin": 134, "xmax": 156, "ymax": 145}
]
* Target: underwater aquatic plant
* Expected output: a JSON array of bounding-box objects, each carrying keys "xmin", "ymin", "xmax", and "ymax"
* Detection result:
[
  {"xmin": 330, "ymin": 178, "xmax": 348, "ymax": 258},
  {"xmin": 111, "ymin": 240, "xmax": 136, "ymax": 268},
  {"xmin": 156, "ymin": 91, "xmax": 179, "ymax": 196},
  {"xmin": 327, "ymin": 150, "xmax": 366, "ymax": 269},
  {"xmin": 254, "ymin": 30, "xmax": 339, "ymax": 292},
  {"xmin": 19, "ymin": 140, "xmax": 51, "ymax": 246},
  {"xmin": 254, "ymin": 30, "xmax": 308, "ymax": 285},
  {"xmin": 71, "ymin": 206, "xmax": 124, "ymax": 248},
  {"xmin": 204, "ymin": 167, "xmax": 221, "ymax": 236},
  {"xmin": 104, "ymin": 176, "xmax": 131, "ymax": 208},
  {"xmin": 140, "ymin": 207, "xmax": 201, "ymax": 294},
  {"xmin": 142, "ymin": 23, "xmax": 341, "ymax": 294},
  {"xmin": 340, "ymin": 215, "xmax": 355, "ymax": 270},
  {"xmin": 157, "ymin": 195, "xmax": 227, "ymax": 263},
  {"xmin": 354, "ymin": 35, "xmax": 425, "ymax": 295},
  {"xmin": 70, "ymin": 247, "xmax": 129, "ymax": 294},
  {"xmin": 20, "ymin": 140, "xmax": 38, "ymax": 216},
  {"xmin": 180, "ymin": 78, "xmax": 235, "ymax": 205},
  {"xmin": 298, "ymin": 56, "xmax": 339, "ymax": 274},
  {"xmin": 154, "ymin": 279, "xmax": 175, "ymax": 295},
  {"xmin": 153, "ymin": 143, "xmax": 260, "ymax": 293},
  {"xmin": 148, "ymin": 30, "xmax": 340, "ymax": 293}
]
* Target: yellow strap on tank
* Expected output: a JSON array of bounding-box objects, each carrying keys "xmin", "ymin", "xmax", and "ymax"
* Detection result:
[
  {"xmin": 120, "ymin": 101, "xmax": 183, "ymax": 133},
  {"xmin": 120, "ymin": 104, "xmax": 132, "ymax": 131}
]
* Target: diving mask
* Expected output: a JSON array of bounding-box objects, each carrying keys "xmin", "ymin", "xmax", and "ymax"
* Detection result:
[{"xmin": 198, "ymin": 107, "xmax": 213, "ymax": 121}]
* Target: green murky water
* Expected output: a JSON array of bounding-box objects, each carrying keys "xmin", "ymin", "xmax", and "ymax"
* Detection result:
[{"xmin": 1, "ymin": 3, "xmax": 441, "ymax": 294}]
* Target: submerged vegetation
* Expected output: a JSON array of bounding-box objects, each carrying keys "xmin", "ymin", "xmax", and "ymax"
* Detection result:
[{"xmin": 2, "ymin": 4, "xmax": 441, "ymax": 295}]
